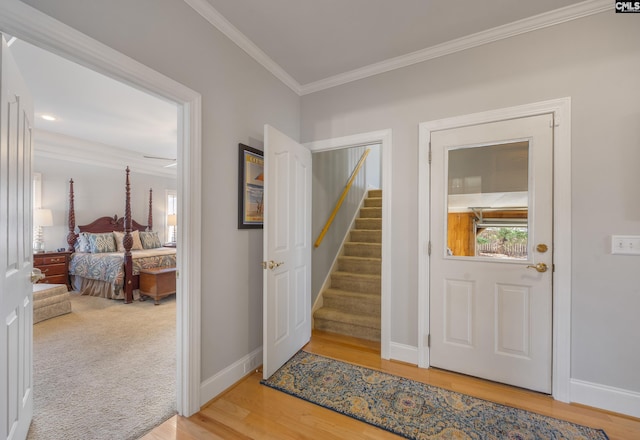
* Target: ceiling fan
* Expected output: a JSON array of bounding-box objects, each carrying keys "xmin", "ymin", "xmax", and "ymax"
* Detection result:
[{"xmin": 144, "ymin": 155, "xmax": 177, "ymax": 168}]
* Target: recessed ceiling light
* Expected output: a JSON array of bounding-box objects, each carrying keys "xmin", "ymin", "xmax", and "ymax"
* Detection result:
[{"xmin": 41, "ymin": 115, "xmax": 56, "ymax": 121}]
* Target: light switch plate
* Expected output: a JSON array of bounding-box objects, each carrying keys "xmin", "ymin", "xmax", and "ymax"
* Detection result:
[{"xmin": 611, "ymin": 235, "xmax": 640, "ymax": 255}]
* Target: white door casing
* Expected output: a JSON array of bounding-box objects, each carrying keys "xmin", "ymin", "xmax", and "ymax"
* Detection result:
[
  {"xmin": 1, "ymin": 35, "xmax": 34, "ymax": 440},
  {"xmin": 263, "ymin": 125, "xmax": 312, "ymax": 379},
  {"xmin": 429, "ymin": 114, "xmax": 553, "ymax": 393},
  {"xmin": 418, "ymin": 98, "xmax": 572, "ymax": 401}
]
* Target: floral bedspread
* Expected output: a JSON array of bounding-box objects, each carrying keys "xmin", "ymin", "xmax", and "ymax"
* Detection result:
[{"xmin": 69, "ymin": 249, "xmax": 177, "ymax": 288}]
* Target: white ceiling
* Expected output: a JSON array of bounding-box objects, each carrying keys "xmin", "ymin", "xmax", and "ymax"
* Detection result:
[
  {"xmin": 6, "ymin": 0, "xmax": 605, "ymax": 170},
  {"xmin": 8, "ymin": 38, "xmax": 178, "ymax": 172}
]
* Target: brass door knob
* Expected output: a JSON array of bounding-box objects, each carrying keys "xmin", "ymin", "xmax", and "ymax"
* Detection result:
[
  {"xmin": 262, "ymin": 260, "xmax": 285, "ymax": 270},
  {"xmin": 268, "ymin": 261, "xmax": 284, "ymax": 270},
  {"xmin": 526, "ymin": 263, "xmax": 548, "ymax": 273},
  {"xmin": 30, "ymin": 268, "xmax": 45, "ymax": 283}
]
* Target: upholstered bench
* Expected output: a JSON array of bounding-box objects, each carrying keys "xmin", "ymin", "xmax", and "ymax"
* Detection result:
[{"xmin": 33, "ymin": 284, "xmax": 71, "ymax": 324}]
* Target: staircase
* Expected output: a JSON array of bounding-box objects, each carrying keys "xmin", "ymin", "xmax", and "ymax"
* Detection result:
[{"xmin": 313, "ymin": 189, "xmax": 382, "ymax": 341}]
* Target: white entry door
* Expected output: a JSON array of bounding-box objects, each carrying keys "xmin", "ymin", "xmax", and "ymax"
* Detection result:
[
  {"xmin": 430, "ymin": 114, "xmax": 553, "ymax": 393},
  {"xmin": 0, "ymin": 36, "xmax": 35, "ymax": 440},
  {"xmin": 262, "ymin": 125, "xmax": 312, "ymax": 379}
]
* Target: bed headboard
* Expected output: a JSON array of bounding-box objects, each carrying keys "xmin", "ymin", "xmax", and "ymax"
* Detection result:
[{"xmin": 67, "ymin": 167, "xmax": 153, "ymax": 251}]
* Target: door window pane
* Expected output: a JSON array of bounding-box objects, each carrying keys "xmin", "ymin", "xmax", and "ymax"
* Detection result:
[{"xmin": 446, "ymin": 141, "xmax": 529, "ymax": 260}]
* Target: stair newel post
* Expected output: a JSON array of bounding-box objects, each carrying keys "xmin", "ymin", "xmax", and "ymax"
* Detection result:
[
  {"xmin": 67, "ymin": 178, "xmax": 76, "ymax": 251},
  {"xmin": 123, "ymin": 167, "xmax": 134, "ymax": 304}
]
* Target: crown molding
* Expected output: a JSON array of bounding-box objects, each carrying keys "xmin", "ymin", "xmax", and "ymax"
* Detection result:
[
  {"xmin": 300, "ymin": 0, "xmax": 609, "ymax": 94},
  {"xmin": 184, "ymin": 0, "xmax": 608, "ymax": 96},
  {"xmin": 183, "ymin": 0, "xmax": 302, "ymax": 95},
  {"xmin": 34, "ymin": 130, "xmax": 177, "ymax": 178}
]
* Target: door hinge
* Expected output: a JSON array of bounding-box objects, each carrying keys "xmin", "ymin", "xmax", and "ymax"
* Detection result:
[
  {"xmin": 428, "ymin": 241, "xmax": 431, "ymax": 256},
  {"xmin": 426, "ymin": 334, "xmax": 431, "ymax": 347},
  {"xmin": 428, "ymin": 148, "xmax": 432, "ymax": 164}
]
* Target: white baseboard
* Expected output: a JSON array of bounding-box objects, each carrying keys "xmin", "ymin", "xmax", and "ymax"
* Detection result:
[
  {"xmin": 389, "ymin": 342, "xmax": 418, "ymax": 365},
  {"xmin": 570, "ymin": 378, "xmax": 640, "ymax": 419},
  {"xmin": 199, "ymin": 347, "xmax": 263, "ymax": 407}
]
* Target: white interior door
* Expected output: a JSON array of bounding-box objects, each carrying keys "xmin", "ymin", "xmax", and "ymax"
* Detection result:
[
  {"xmin": 0, "ymin": 36, "xmax": 34, "ymax": 440},
  {"xmin": 430, "ymin": 113, "xmax": 553, "ymax": 393},
  {"xmin": 262, "ymin": 125, "xmax": 312, "ymax": 379}
]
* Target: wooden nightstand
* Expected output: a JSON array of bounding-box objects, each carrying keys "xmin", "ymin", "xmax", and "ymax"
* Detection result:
[{"xmin": 33, "ymin": 251, "xmax": 71, "ymax": 290}]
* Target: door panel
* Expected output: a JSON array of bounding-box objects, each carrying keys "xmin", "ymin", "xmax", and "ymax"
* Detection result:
[
  {"xmin": 1, "ymin": 35, "xmax": 34, "ymax": 440},
  {"xmin": 430, "ymin": 114, "xmax": 553, "ymax": 393},
  {"xmin": 263, "ymin": 125, "xmax": 312, "ymax": 379}
]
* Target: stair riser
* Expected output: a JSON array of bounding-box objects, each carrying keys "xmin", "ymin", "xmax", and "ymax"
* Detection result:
[
  {"xmin": 360, "ymin": 207, "xmax": 382, "ymax": 218},
  {"xmin": 364, "ymin": 198, "xmax": 382, "ymax": 208},
  {"xmin": 338, "ymin": 258, "xmax": 381, "ymax": 275},
  {"xmin": 343, "ymin": 243, "xmax": 381, "ymax": 258},
  {"xmin": 351, "ymin": 230, "xmax": 382, "ymax": 243},
  {"xmin": 355, "ymin": 218, "xmax": 381, "ymax": 230},
  {"xmin": 324, "ymin": 296, "xmax": 380, "ymax": 315},
  {"xmin": 331, "ymin": 275, "xmax": 380, "ymax": 294},
  {"xmin": 314, "ymin": 318, "xmax": 380, "ymax": 342},
  {"xmin": 368, "ymin": 189, "xmax": 382, "ymax": 198}
]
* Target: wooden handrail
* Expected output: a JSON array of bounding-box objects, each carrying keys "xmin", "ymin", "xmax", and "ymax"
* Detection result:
[{"xmin": 314, "ymin": 148, "xmax": 371, "ymax": 248}]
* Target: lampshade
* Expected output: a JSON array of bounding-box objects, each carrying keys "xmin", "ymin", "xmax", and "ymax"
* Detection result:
[
  {"xmin": 34, "ymin": 208, "xmax": 53, "ymax": 227},
  {"xmin": 167, "ymin": 214, "xmax": 177, "ymax": 226}
]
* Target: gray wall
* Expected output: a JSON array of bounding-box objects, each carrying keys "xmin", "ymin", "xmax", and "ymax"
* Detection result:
[
  {"xmin": 34, "ymin": 156, "xmax": 176, "ymax": 252},
  {"xmin": 301, "ymin": 12, "xmax": 640, "ymax": 394},
  {"xmin": 312, "ymin": 145, "xmax": 380, "ymax": 302},
  {"xmin": 19, "ymin": 0, "xmax": 300, "ymax": 380}
]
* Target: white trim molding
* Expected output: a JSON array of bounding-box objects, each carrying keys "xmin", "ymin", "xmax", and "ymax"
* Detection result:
[
  {"xmin": 200, "ymin": 348, "xmax": 263, "ymax": 407},
  {"xmin": 0, "ymin": 0, "xmax": 203, "ymax": 416},
  {"xmin": 571, "ymin": 379, "xmax": 640, "ymax": 419},
  {"xmin": 305, "ymin": 129, "xmax": 392, "ymax": 360},
  {"xmin": 418, "ymin": 97, "xmax": 572, "ymax": 403},
  {"xmin": 185, "ymin": 0, "xmax": 609, "ymax": 96}
]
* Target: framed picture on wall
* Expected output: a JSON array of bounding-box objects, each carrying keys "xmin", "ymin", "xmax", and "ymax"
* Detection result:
[{"xmin": 238, "ymin": 143, "xmax": 264, "ymax": 229}]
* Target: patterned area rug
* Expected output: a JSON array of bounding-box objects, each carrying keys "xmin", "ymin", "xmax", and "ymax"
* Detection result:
[{"xmin": 261, "ymin": 351, "xmax": 608, "ymax": 440}]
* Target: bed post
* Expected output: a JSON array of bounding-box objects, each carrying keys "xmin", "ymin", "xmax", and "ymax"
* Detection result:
[
  {"xmin": 67, "ymin": 178, "xmax": 76, "ymax": 251},
  {"xmin": 148, "ymin": 188, "xmax": 153, "ymax": 231},
  {"xmin": 123, "ymin": 167, "xmax": 134, "ymax": 304}
]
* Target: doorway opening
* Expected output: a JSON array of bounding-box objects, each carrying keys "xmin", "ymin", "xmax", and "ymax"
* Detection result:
[
  {"xmin": 305, "ymin": 129, "xmax": 393, "ymax": 360},
  {"xmin": 1, "ymin": 0, "xmax": 202, "ymax": 419}
]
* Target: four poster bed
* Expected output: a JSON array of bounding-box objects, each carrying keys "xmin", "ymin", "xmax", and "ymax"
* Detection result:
[{"xmin": 67, "ymin": 167, "xmax": 176, "ymax": 303}]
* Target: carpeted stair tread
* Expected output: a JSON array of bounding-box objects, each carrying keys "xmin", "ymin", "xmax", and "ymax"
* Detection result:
[
  {"xmin": 331, "ymin": 271, "xmax": 381, "ymax": 295},
  {"xmin": 323, "ymin": 288, "xmax": 380, "ymax": 315},
  {"xmin": 359, "ymin": 207, "xmax": 382, "ymax": 218},
  {"xmin": 344, "ymin": 242, "xmax": 381, "ymax": 258},
  {"xmin": 338, "ymin": 255, "xmax": 382, "ymax": 275},
  {"xmin": 314, "ymin": 307, "xmax": 380, "ymax": 328},
  {"xmin": 314, "ymin": 308, "xmax": 381, "ymax": 341},
  {"xmin": 368, "ymin": 189, "xmax": 382, "ymax": 198},
  {"xmin": 350, "ymin": 229, "xmax": 382, "ymax": 243},
  {"xmin": 355, "ymin": 218, "xmax": 381, "ymax": 230},
  {"xmin": 364, "ymin": 197, "xmax": 382, "ymax": 208}
]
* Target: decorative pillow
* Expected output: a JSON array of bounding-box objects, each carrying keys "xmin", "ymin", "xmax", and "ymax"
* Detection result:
[
  {"xmin": 75, "ymin": 233, "xmax": 91, "ymax": 253},
  {"xmin": 113, "ymin": 230, "xmax": 144, "ymax": 251},
  {"xmin": 87, "ymin": 232, "xmax": 117, "ymax": 253},
  {"xmin": 139, "ymin": 231, "xmax": 162, "ymax": 249},
  {"xmin": 112, "ymin": 231, "xmax": 125, "ymax": 252},
  {"xmin": 131, "ymin": 230, "xmax": 144, "ymax": 250}
]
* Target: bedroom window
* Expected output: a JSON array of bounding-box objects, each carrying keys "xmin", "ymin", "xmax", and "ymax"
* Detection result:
[{"xmin": 166, "ymin": 190, "xmax": 177, "ymax": 244}]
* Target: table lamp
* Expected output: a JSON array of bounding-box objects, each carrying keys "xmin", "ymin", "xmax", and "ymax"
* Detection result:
[{"xmin": 34, "ymin": 208, "xmax": 53, "ymax": 252}]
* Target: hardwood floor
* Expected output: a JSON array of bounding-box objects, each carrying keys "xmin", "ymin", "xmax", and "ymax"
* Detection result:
[{"xmin": 142, "ymin": 331, "xmax": 640, "ymax": 439}]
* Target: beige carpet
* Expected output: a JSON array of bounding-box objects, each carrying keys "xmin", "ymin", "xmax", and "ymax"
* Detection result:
[{"xmin": 28, "ymin": 293, "xmax": 176, "ymax": 440}]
